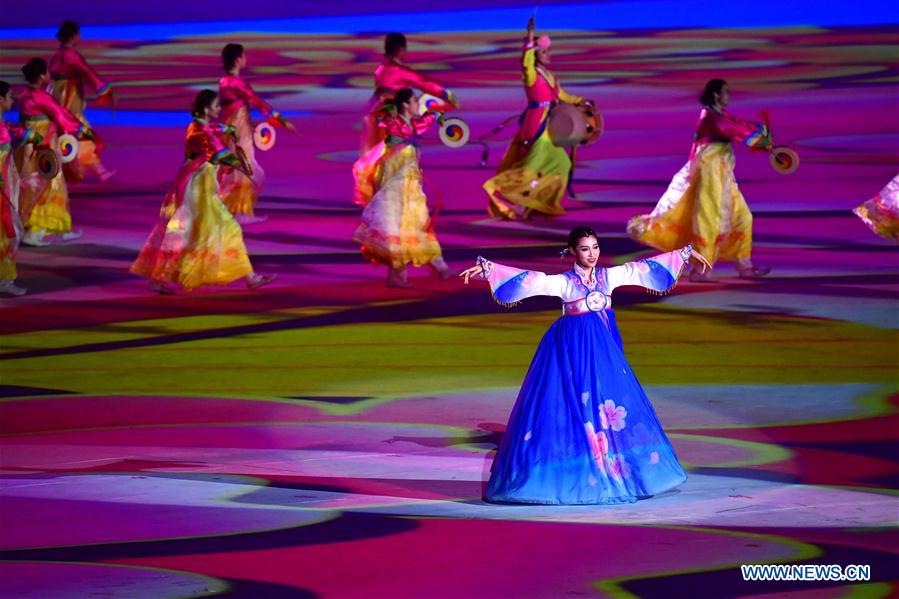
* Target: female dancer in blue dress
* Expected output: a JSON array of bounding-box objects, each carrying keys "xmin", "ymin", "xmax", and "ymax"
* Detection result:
[{"xmin": 460, "ymin": 226, "xmax": 711, "ymax": 504}]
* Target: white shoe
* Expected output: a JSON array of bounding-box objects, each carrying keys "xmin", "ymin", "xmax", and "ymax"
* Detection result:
[
  {"xmin": 0, "ymin": 281, "xmax": 26, "ymax": 296},
  {"xmin": 61, "ymin": 229, "xmax": 83, "ymax": 242},
  {"xmin": 21, "ymin": 230, "xmax": 49, "ymax": 247}
]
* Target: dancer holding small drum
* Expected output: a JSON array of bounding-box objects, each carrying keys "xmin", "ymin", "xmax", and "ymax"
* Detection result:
[
  {"xmin": 353, "ymin": 89, "xmax": 455, "ymax": 288},
  {"xmin": 49, "ymin": 20, "xmax": 116, "ymax": 184},
  {"xmin": 483, "ymin": 16, "xmax": 595, "ymax": 220},
  {"xmin": 355, "ymin": 33, "xmax": 459, "ymax": 206},
  {"xmin": 627, "ymin": 79, "xmax": 777, "ymax": 280},
  {"xmin": 16, "ymin": 58, "xmax": 93, "ymax": 247},
  {"xmin": 217, "ymin": 43, "xmax": 295, "ymax": 223},
  {"xmin": 131, "ymin": 90, "xmax": 275, "ymax": 294}
]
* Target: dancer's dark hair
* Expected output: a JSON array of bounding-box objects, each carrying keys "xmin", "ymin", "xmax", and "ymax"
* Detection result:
[
  {"xmin": 0, "ymin": 81, "xmax": 10, "ymax": 98},
  {"xmin": 22, "ymin": 58, "xmax": 48, "ymax": 84},
  {"xmin": 56, "ymin": 20, "xmax": 80, "ymax": 43},
  {"xmin": 385, "ymin": 33, "xmax": 407, "ymax": 58},
  {"xmin": 567, "ymin": 226, "xmax": 598, "ymax": 249},
  {"xmin": 191, "ymin": 89, "xmax": 218, "ymax": 117},
  {"xmin": 392, "ymin": 88, "xmax": 415, "ymax": 110},
  {"xmin": 222, "ymin": 43, "xmax": 244, "ymax": 71},
  {"xmin": 700, "ymin": 79, "xmax": 727, "ymax": 106}
]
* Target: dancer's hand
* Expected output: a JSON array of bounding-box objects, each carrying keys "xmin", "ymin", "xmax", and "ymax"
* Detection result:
[
  {"xmin": 689, "ymin": 251, "xmax": 712, "ymax": 273},
  {"xmin": 526, "ymin": 16, "xmax": 535, "ymax": 44},
  {"xmin": 459, "ymin": 264, "xmax": 484, "ymax": 284}
]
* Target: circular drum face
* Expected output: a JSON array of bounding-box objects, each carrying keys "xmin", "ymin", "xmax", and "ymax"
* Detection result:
[
  {"xmin": 37, "ymin": 148, "xmax": 61, "ymax": 179},
  {"xmin": 770, "ymin": 146, "xmax": 799, "ymax": 175},
  {"xmin": 58, "ymin": 134, "xmax": 79, "ymax": 163},
  {"xmin": 418, "ymin": 93, "xmax": 443, "ymax": 115},
  {"xmin": 253, "ymin": 122, "xmax": 277, "ymax": 151},
  {"xmin": 439, "ymin": 118, "xmax": 470, "ymax": 148}
]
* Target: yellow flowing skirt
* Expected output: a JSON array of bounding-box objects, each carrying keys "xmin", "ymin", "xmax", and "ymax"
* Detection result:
[
  {"xmin": 0, "ymin": 233, "xmax": 14, "ymax": 282},
  {"xmin": 853, "ymin": 175, "xmax": 899, "ymax": 242},
  {"xmin": 16, "ymin": 120, "xmax": 72, "ymax": 235},
  {"xmin": 627, "ymin": 143, "xmax": 753, "ymax": 265},
  {"xmin": 131, "ymin": 162, "xmax": 253, "ymax": 289},
  {"xmin": 353, "ymin": 144, "xmax": 443, "ymax": 269},
  {"xmin": 483, "ymin": 127, "xmax": 569, "ymax": 219},
  {"xmin": 219, "ymin": 106, "xmax": 263, "ymax": 216},
  {"xmin": 52, "ymin": 80, "xmax": 104, "ymax": 183}
]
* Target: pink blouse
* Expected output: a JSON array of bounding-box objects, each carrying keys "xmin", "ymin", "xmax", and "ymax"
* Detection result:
[
  {"xmin": 379, "ymin": 112, "xmax": 438, "ymax": 144},
  {"xmin": 17, "ymin": 87, "xmax": 85, "ymax": 135},
  {"xmin": 374, "ymin": 59, "xmax": 447, "ymax": 99},
  {"xmin": 49, "ymin": 45, "xmax": 110, "ymax": 95},
  {"xmin": 219, "ymin": 73, "xmax": 274, "ymax": 117},
  {"xmin": 694, "ymin": 107, "xmax": 770, "ymax": 148}
]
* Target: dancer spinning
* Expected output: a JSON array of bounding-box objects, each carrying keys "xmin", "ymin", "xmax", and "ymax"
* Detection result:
[
  {"xmin": 218, "ymin": 43, "xmax": 295, "ymax": 223},
  {"xmin": 49, "ymin": 20, "xmax": 116, "ymax": 183},
  {"xmin": 17, "ymin": 57, "xmax": 91, "ymax": 247},
  {"xmin": 627, "ymin": 79, "xmax": 771, "ymax": 281},
  {"xmin": 461, "ymin": 226, "xmax": 711, "ymax": 504},
  {"xmin": 355, "ymin": 33, "xmax": 457, "ymax": 204},
  {"xmin": 483, "ymin": 16, "xmax": 588, "ymax": 220},
  {"xmin": 131, "ymin": 90, "xmax": 275, "ymax": 294},
  {"xmin": 0, "ymin": 81, "xmax": 35, "ymax": 296},
  {"xmin": 353, "ymin": 89, "xmax": 454, "ymax": 288}
]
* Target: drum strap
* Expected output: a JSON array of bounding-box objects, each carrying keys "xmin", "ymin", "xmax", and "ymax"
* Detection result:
[{"xmin": 520, "ymin": 101, "xmax": 556, "ymax": 147}]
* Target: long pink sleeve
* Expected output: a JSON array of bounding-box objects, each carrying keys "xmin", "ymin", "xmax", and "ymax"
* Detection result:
[
  {"xmin": 696, "ymin": 108, "xmax": 771, "ymax": 148},
  {"xmin": 39, "ymin": 93, "xmax": 84, "ymax": 134},
  {"xmin": 380, "ymin": 113, "xmax": 437, "ymax": 141},
  {"xmin": 219, "ymin": 74, "xmax": 274, "ymax": 116},
  {"xmin": 375, "ymin": 61, "xmax": 447, "ymax": 98},
  {"xmin": 411, "ymin": 112, "xmax": 437, "ymax": 135},
  {"xmin": 18, "ymin": 88, "xmax": 85, "ymax": 135},
  {"xmin": 50, "ymin": 46, "xmax": 110, "ymax": 95}
]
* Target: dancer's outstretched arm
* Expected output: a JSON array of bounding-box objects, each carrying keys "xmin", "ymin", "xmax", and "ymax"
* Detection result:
[
  {"xmin": 606, "ymin": 246, "xmax": 710, "ymax": 294},
  {"xmin": 461, "ymin": 256, "xmax": 565, "ymax": 305}
]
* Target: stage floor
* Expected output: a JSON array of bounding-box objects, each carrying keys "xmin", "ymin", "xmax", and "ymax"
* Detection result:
[{"xmin": 1, "ymin": 5, "xmax": 898, "ymax": 597}]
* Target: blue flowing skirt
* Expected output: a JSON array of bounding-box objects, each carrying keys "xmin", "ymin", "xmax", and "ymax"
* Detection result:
[{"xmin": 485, "ymin": 310, "xmax": 687, "ymax": 505}]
